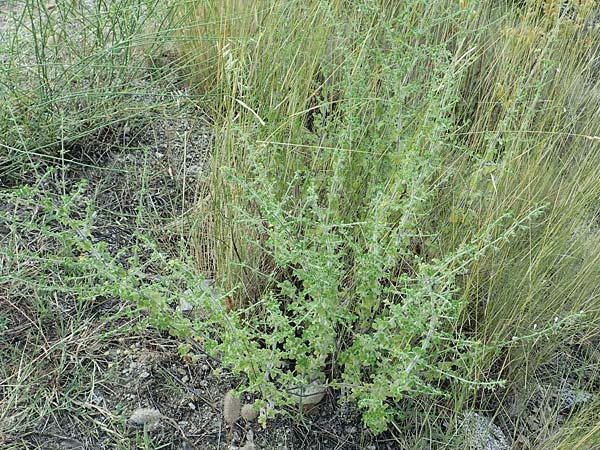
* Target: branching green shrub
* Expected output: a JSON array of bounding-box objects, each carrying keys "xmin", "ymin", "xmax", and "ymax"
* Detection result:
[
  {"xmin": 223, "ymin": 155, "xmax": 552, "ymax": 432},
  {"xmin": 175, "ymin": 0, "xmax": 565, "ymax": 433},
  {"xmin": 0, "ymin": 174, "xmax": 573, "ymax": 436}
]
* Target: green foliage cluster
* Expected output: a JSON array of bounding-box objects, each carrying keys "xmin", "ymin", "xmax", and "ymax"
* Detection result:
[
  {"xmin": 0, "ymin": 177, "xmax": 532, "ymax": 435},
  {"xmin": 172, "ymin": 0, "xmax": 550, "ymax": 433},
  {"xmin": 200, "ymin": 2, "xmax": 533, "ymax": 431},
  {"xmin": 180, "ymin": 0, "xmax": 600, "ymax": 437}
]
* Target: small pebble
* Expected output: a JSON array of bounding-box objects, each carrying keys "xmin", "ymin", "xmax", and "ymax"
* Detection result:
[
  {"xmin": 128, "ymin": 407, "xmax": 162, "ymax": 431},
  {"xmin": 241, "ymin": 404, "xmax": 257, "ymax": 422}
]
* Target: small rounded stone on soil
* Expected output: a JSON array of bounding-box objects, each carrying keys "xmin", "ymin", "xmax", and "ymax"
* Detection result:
[
  {"xmin": 223, "ymin": 390, "xmax": 241, "ymax": 425},
  {"xmin": 241, "ymin": 404, "xmax": 258, "ymax": 422},
  {"xmin": 128, "ymin": 407, "xmax": 162, "ymax": 431},
  {"xmin": 289, "ymin": 381, "xmax": 326, "ymax": 406}
]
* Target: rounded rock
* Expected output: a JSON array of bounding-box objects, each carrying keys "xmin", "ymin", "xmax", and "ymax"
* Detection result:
[
  {"xmin": 241, "ymin": 403, "xmax": 258, "ymax": 422},
  {"xmin": 289, "ymin": 381, "xmax": 326, "ymax": 406}
]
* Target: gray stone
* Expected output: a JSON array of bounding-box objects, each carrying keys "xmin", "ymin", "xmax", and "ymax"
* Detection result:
[{"xmin": 460, "ymin": 411, "xmax": 510, "ymax": 450}]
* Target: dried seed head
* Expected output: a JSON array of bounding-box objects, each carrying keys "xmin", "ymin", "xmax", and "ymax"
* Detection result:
[
  {"xmin": 241, "ymin": 403, "xmax": 258, "ymax": 422},
  {"xmin": 223, "ymin": 390, "xmax": 241, "ymax": 425}
]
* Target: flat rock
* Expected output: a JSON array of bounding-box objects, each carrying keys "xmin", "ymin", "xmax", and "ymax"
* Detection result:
[{"xmin": 460, "ymin": 411, "xmax": 510, "ymax": 450}]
